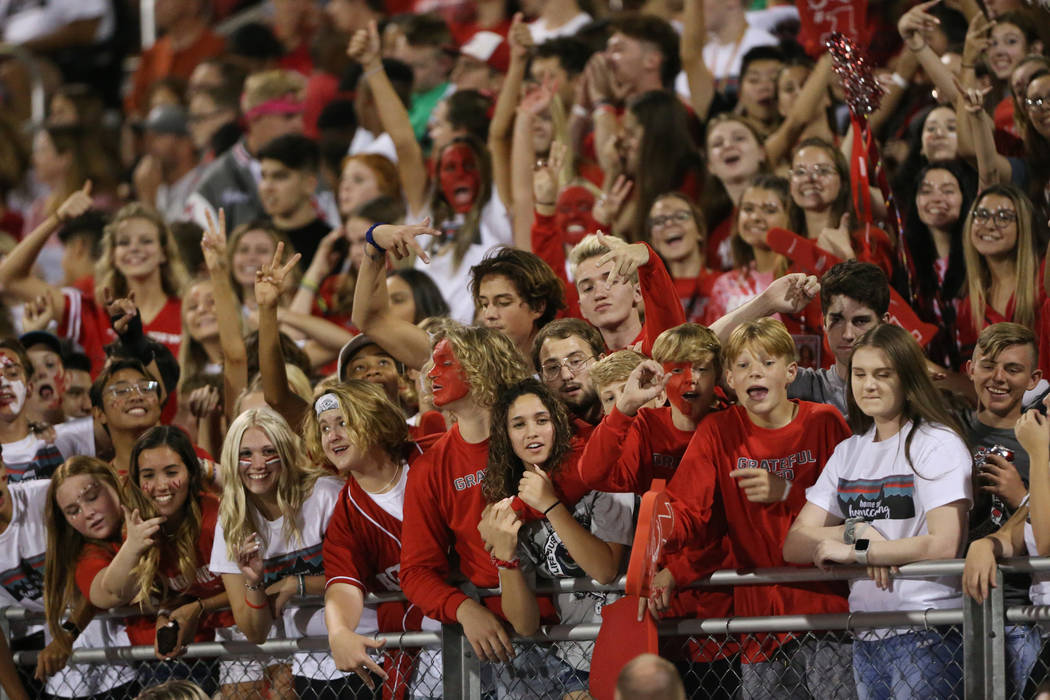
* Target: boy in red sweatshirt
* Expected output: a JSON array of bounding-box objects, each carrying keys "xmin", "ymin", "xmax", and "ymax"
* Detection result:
[{"xmin": 653, "ymin": 318, "xmax": 854, "ymax": 699}]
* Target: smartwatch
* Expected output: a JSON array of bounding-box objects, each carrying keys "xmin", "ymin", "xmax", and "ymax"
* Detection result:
[{"xmin": 854, "ymin": 539, "xmax": 870, "ymax": 565}]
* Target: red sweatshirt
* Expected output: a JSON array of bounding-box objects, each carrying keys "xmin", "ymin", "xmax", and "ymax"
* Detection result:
[{"xmin": 665, "ymin": 401, "xmax": 850, "ymax": 660}]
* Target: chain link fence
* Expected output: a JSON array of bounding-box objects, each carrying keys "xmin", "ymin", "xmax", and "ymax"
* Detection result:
[{"xmin": 5, "ymin": 559, "xmax": 1050, "ymax": 699}]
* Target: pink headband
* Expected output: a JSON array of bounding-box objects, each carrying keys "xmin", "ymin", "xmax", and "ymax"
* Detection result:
[{"xmin": 242, "ymin": 96, "xmax": 304, "ymax": 123}]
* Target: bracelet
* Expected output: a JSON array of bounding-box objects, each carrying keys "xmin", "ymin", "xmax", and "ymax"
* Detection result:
[
  {"xmin": 491, "ymin": 554, "xmax": 520, "ymax": 570},
  {"xmin": 890, "ymin": 72, "xmax": 908, "ymax": 89},
  {"xmin": 535, "ymin": 200, "xmax": 555, "ymax": 207},
  {"xmin": 365, "ymin": 223, "xmax": 386, "ymax": 253},
  {"xmin": 363, "ymin": 64, "xmax": 383, "ymax": 80},
  {"xmin": 195, "ymin": 598, "xmax": 205, "ymax": 615},
  {"xmin": 961, "ymin": 62, "xmax": 975, "ymax": 69},
  {"xmin": 299, "ymin": 278, "xmax": 319, "ymax": 293},
  {"xmin": 592, "ymin": 104, "xmax": 616, "ymax": 119},
  {"xmin": 543, "ymin": 500, "xmax": 562, "ymax": 516},
  {"xmin": 297, "ymin": 574, "xmax": 306, "ymax": 598},
  {"xmin": 244, "ymin": 581, "xmax": 264, "ymax": 592},
  {"xmin": 61, "ymin": 620, "xmax": 81, "ymax": 640},
  {"xmin": 244, "ymin": 594, "xmax": 267, "ymax": 610}
]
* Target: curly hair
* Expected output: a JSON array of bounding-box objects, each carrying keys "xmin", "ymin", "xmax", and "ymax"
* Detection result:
[
  {"xmin": 302, "ymin": 380, "xmax": 408, "ymax": 471},
  {"xmin": 95, "ymin": 203, "xmax": 189, "ymax": 304},
  {"xmin": 483, "ymin": 379, "xmax": 573, "ymax": 502},
  {"xmin": 442, "ymin": 325, "xmax": 530, "ymax": 408},
  {"xmin": 126, "ymin": 426, "xmax": 205, "ymax": 607}
]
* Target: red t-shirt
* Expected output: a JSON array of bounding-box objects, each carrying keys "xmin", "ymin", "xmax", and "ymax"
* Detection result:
[
  {"xmin": 673, "ymin": 272, "xmax": 719, "ymax": 326},
  {"xmin": 665, "ymin": 401, "xmax": 851, "ymax": 660},
  {"xmin": 75, "ymin": 541, "xmax": 155, "ymax": 646}
]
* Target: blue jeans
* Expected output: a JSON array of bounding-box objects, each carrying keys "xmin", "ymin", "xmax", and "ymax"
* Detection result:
[
  {"xmin": 1004, "ymin": 623, "xmax": 1041, "ymax": 700},
  {"xmin": 853, "ymin": 628, "xmax": 963, "ymax": 700}
]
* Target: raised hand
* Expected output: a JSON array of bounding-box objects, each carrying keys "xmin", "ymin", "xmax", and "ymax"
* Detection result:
[
  {"xmin": 953, "ymin": 75, "xmax": 992, "ymax": 113},
  {"xmin": 1016, "ymin": 410, "xmax": 1049, "ymax": 457},
  {"xmin": 233, "ymin": 532, "xmax": 265, "ymax": 585},
  {"xmin": 348, "ymin": 19, "xmax": 382, "ymax": 68},
  {"xmin": 533, "ymin": 158, "xmax": 558, "ymax": 208},
  {"xmin": 331, "ymin": 628, "xmax": 387, "ymax": 689},
  {"xmin": 22, "ymin": 294, "xmax": 55, "ymax": 333},
  {"xmin": 122, "ymin": 506, "xmax": 165, "ymax": 554},
  {"xmin": 368, "ymin": 219, "xmax": 440, "ymax": 263},
  {"xmin": 898, "ymin": 0, "xmax": 942, "ymax": 49},
  {"xmin": 507, "ymin": 12, "xmax": 533, "ymax": 62},
  {"xmin": 617, "ymin": 360, "xmax": 669, "ymax": 416},
  {"xmin": 592, "ymin": 175, "xmax": 633, "ymax": 226},
  {"xmin": 187, "ymin": 384, "xmax": 221, "ymax": 421},
  {"xmin": 102, "ymin": 287, "xmax": 140, "ymax": 336},
  {"xmin": 201, "ymin": 209, "xmax": 229, "ymax": 272},
  {"xmin": 56, "ymin": 181, "xmax": 93, "ymax": 222},
  {"xmin": 962, "ymin": 12, "xmax": 994, "ymax": 69},
  {"xmin": 816, "ymin": 213, "xmax": 855, "ymax": 260},
  {"xmin": 756, "ymin": 273, "xmax": 820, "ymax": 316},
  {"xmin": 518, "ymin": 466, "xmax": 559, "ymax": 514},
  {"xmin": 519, "ymin": 76, "xmax": 556, "ymax": 117},
  {"xmin": 255, "ymin": 241, "xmax": 301, "ymax": 308},
  {"xmin": 594, "ymin": 230, "xmax": 648, "ymax": 285}
]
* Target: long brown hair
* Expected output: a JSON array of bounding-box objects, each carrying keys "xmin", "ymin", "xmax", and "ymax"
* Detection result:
[
  {"xmin": 846, "ymin": 324, "xmax": 968, "ymax": 473},
  {"xmin": 483, "ymin": 379, "xmax": 573, "ymax": 502}
]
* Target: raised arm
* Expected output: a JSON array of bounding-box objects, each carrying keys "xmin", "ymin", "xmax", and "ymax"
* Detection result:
[
  {"xmin": 91, "ymin": 507, "xmax": 165, "ymax": 609},
  {"xmin": 349, "ymin": 223, "xmax": 437, "ymax": 371},
  {"xmin": 898, "ymin": 1, "xmax": 963, "ymax": 106},
  {"xmin": 349, "ymin": 21, "xmax": 428, "ymax": 215},
  {"xmin": 490, "ymin": 13, "xmax": 533, "ymax": 213},
  {"xmin": 289, "ymin": 228, "xmax": 345, "ymax": 316},
  {"xmin": 255, "ymin": 242, "xmax": 308, "ymax": 428},
  {"xmin": 708, "ymin": 273, "xmax": 820, "ymax": 343},
  {"xmin": 955, "ymin": 80, "xmax": 1011, "ymax": 187},
  {"xmin": 680, "ymin": 0, "xmax": 716, "ymax": 119},
  {"xmin": 510, "ymin": 82, "xmax": 557, "ymax": 249},
  {"xmin": 954, "ymin": 12, "xmax": 996, "ymax": 163},
  {"xmin": 764, "ymin": 55, "xmax": 833, "ymax": 166},
  {"xmin": 201, "ymin": 210, "xmax": 248, "ymax": 425},
  {"xmin": 0, "ymin": 183, "xmax": 92, "ymax": 313}
]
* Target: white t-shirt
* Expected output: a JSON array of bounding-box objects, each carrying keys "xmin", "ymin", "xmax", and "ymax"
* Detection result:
[
  {"xmin": 210, "ymin": 476, "xmax": 361, "ymax": 678},
  {"xmin": 2, "ymin": 417, "xmax": 95, "ymax": 482},
  {"xmin": 702, "ymin": 25, "xmax": 778, "ymax": 83},
  {"xmin": 411, "ymin": 194, "xmax": 513, "ymax": 323},
  {"xmin": 529, "ymin": 12, "xmax": 593, "ymax": 44},
  {"xmin": 805, "ymin": 422, "xmax": 973, "ymax": 638},
  {"xmin": 0, "ymin": 0, "xmax": 114, "ymax": 44},
  {"xmin": 0, "ymin": 481, "xmax": 49, "ymax": 640}
]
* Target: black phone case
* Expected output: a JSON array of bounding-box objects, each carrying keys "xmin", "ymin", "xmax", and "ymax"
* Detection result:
[{"xmin": 156, "ymin": 620, "xmax": 180, "ymax": 655}]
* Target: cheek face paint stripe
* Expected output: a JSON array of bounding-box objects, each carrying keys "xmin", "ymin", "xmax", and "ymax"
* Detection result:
[
  {"xmin": 264, "ymin": 456, "xmax": 282, "ymax": 467},
  {"xmin": 0, "ymin": 377, "xmax": 27, "ymax": 414}
]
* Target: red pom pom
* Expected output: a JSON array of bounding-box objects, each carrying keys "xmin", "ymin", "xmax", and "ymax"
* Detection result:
[{"xmin": 826, "ymin": 32, "xmax": 884, "ymax": 117}]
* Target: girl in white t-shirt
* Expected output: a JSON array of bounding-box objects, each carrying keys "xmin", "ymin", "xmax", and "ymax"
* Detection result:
[
  {"xmin": 209, "ymin": 407, "xmax": 347, "ymax": 699},
  {"xmin": 784, "ymin": 324, "xmax": 973, "ymax": 700}
]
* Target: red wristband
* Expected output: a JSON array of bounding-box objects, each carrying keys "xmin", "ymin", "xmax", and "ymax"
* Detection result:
[
  {"xmin": 244, "ymin": 594, "xmax": 267, "ymax": 610},
  {"xmin": 491, "ymin": 554, "xmax": 520, "ymax": 570}
]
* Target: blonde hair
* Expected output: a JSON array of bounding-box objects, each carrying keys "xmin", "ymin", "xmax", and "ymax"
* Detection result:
[
  {"xmin": 218, "ymin": 408, "xmax": 322, "ymax": 555},
  {"xmin": 652, "ymin": 323, "xmax": 722, "ymax": 373},
  {"xmin": 962, "ymin": 185, "xmax": 1039, "ymax": 334},
  {"xmin": 177, "ymin": 277, "xmax": 227, "ymax": 390},
  {"xmin": 973, "ymin": 321, "xmax": 1038, "ymax": 366},
  {"xmin": 442, "ymin": 325, "xmax": 531, "ymax": 408},
  {"xmin": 590, "ymin": 350, "xmax": 646, "ymax": 392},
  {"xmin": 302, "ymin": 380, "xmax": 408, "ymax": 470},
  {"xmin": 95, "ymin": 204, "xmax": 188, "ymax": 304},
  {"xmin": 241, "ymin": 70, "xmax": 306, "ymax": 114},
  {"xmin": 44, "ymin": 457, "xmax": 127, "ymax": 642},
  {"xmin": 568, "ymin": 234, "xmax": 639, "ymax": 284},
  {"xmin": 135, "ymin": 679, "xmax": 211, "ymax": 700},
  {"xmin": 722, "ymin": 318, "xmax": 796, "ymax": 366}
]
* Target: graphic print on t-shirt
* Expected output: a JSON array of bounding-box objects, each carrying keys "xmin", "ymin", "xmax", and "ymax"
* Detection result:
[
  {"xmin": 6, "ymin": 443, "xmax": 63, "ymax": 482},
  {"xmin": 836, "ymin": 475, "xmax": 916, "ymax": 520},
  {"xmin": 0, "ymin": 553, "xmax": 44, "ymax": 603},
  {"xmin": 262, "ymin": 543, "xmax": 324, "ymax": 585}
]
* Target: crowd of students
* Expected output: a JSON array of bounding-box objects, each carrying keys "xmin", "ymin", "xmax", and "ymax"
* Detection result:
[{"xmin": 2, "ymin": 0, "xmax": 1050, "ymax": 698}]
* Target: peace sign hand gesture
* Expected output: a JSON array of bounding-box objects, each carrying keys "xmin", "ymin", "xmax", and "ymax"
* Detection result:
[{"xmin": 254, "ymin": 242, "xmax": 301, "ymax": 309}]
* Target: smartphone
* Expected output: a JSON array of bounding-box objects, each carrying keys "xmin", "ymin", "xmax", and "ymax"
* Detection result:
[{"xmin": 156, "ymin": 620, "xmax": 180, "ymax": 656}]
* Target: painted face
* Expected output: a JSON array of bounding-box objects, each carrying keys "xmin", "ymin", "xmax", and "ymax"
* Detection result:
[
  {"xmin": 649, "ymin": 197, "xmax": 703, "ymax": 263},
  {"xmin": 0, "ymin": 351, "xmax": 29, "ymax": 418},
  {"xmin": 55, "ymin": 474, "xmax": 123, "ymax": 540},
  {"xmin": 737, "ymin": 187, "xmax": 789, "ymax": 249},
  {"xmin": 662, "ymin": 358, "xmax": 717, "ymax": 423},
  {"xmin": 970, "ymin": 193, "xmax": 1018, "ymax": 258},
  {"xmin": 986, "ymin": 22, "xmax": 1029, "ymax": 81},
  {"xmin": 790, "ymin": 146, "xmax": 841, "ymax": 212},
  {"xmin": 915, "ymin": 169, "xmax": 963, "ymax": 231},
  {"xmin": 338, "ymin": 159, "xmax": 382, "ymax": 217},
  {"xmin": 237, "ymin": 427, "xmax": 282, "ymax": 497},
  {"xmin": 386, "ymin": 275, "xmax": 417, "ymax": 324},
  {"xmin": 346, "ymin": 345, "xmax": 400, "ymax": 402},
  {"xmin": 574, "ymin": 255, "xmax": 641, "ymax": 332},
  {"xmin": 477, "ymin": 274, "xmax": 541, "ymax": 351},
  {"xmin": 707, "ymin": 121, "xmax": 764, "ymax": 187},
  {"xmin": 427, "ymin": 339, "xmax": 470, "ymax": 407},
  {"xmin": 184, "ymin": 280, "xmax": 219, "ymax": 342},
  {"xmin": 921, "ymin": 107, "xmax": 958, "ymax": 162},
  {"xmin": 725, "ymin": 345, "xmax": 797, "ymax": 424},
  {"xmin": 555, "ymin": 186, "xmax": 599, "ymax": 246},
  {"xmin": 231, "ymin": 230, "xmax": 276, "ymax": 288},
  {"xmin": 969, "ymin": 343, "xmax": 1041, "ymax": 419},
  {"xmin": 850, "ymin": 346, "xmax": 905, "ymax": 423},
  {"xmin": 112, "ymin": 218, "xmax": 166, "ymax": 281},
  {"xmin": 26, "ymin": 346, "xmax": 64, "ymax": 411},
  {"xmin": 823, "ymin": 295, "xmax": 882, "ymax": 368},
  {"xmin": 99, "ymin": 368, "xmax": 162, "ymax": 433},
  {"xmin": 538, "ymin": 334, "xmax": 599, "ymax": 414},
  {"xmin": 136, "ymin": 446, "xmax": 191, "ymax": 519},
  {"xmin": 507, "ymin": 393, "xmax": 555, "ymax": 467},
  {"xmin": 738, "ymin": 59, "xmax": 782, "ymax": 122},
  {"xmin": 439, "ymin": 144, "xmax": 481, "ymax": 214},
  {"xmin": 1026, "ymin": 75, "xmax": 1050, "ymax": 139},
  {"xmin": 318, "ymin": 407, "xmax": 363, "ymax": 475}
]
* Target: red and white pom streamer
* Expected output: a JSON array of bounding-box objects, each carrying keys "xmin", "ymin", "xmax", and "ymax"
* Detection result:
[{"xmin": 826, "ymin": 32, "xmax": 884, "ymax": 117}]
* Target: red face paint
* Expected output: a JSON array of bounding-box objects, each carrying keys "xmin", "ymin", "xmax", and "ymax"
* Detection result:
[
  {"xmin": 663, "ymin": 361, "xmax": 697, "ymax": 416},
  {"xmin": 555, "ymin": 186, "xmax": 600, "ymax": 246},
  {"xmin": 439, "ymin": 144, "xmax": 481, "ymax": 214},
  {"xmin": 427, "ymin": 339, "xmax": 470, "ymax": 406},
  {"xmin": 169, "ymin": 478, "xmax": 183, "ymax": 494}
]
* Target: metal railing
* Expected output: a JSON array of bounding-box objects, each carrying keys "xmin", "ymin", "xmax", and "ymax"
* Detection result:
[{"xmin": 4, "ymin": 558, "xmax": 1050, "ymax": 699}]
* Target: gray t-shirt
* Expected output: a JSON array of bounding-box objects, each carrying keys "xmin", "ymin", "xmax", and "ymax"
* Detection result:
[{"xmin": 788, "ymin": 366, "xmax": 848, "ymax": 417}]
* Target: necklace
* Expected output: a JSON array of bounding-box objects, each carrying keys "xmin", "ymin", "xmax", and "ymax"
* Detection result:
[{"xmin": 363, "ymin": 461, "xmax": 404, "ymax": 495}]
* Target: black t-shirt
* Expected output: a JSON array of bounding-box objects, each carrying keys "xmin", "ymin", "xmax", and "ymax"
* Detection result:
[{"xmin": 276, "ymin": 217, "xmax": 335, "ymax": 271}]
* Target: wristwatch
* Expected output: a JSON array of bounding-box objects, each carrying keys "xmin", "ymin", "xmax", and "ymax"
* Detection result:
[{"xmin": 854, "ymin": 539, "xmax": 870, "ymax": 565}]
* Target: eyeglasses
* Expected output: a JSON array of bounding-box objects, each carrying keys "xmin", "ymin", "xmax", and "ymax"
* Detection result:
[
  {"xmin": 1025, "ymin": 95, "xmax": 1050, "ymax": 112},
  {"xmin": 540, "ymin": 353, "xmax": 595, "ymax": 381},
  {"xmin": 971, "ymin": 207, "xmax": 1017, "ymax": 228},
  {"xmin": 648, "ymin": 211, "xmax": 693, "ymax": 229},
  {"xmin": 789, "ymin": 165, "xmax": 837, "ymax": 181},
  {"xmin": 105, "ymin": 380, "xmax": 160, "ymax": 401}
]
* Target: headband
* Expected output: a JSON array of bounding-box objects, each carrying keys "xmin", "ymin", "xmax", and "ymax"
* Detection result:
[
  {"xmin": 242, "ymin": 96, "xmax": 304, "ymax": 123},
  {"xmin": 315, "ymin": 393, "xmax": 340, "ymax": 416}
]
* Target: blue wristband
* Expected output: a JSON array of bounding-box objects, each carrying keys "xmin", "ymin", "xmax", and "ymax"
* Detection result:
[{"xmin": 365, "ymin": 223, "xmax": 386, "ymax": 253}]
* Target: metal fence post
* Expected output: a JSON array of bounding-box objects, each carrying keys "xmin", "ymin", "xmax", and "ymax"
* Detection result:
[
  {"xmin": 963, "ymin": 567, "xmax": 1005, "ymax": 700},
  {"xmin": 442, "ymin": 622, "xmax": 482, "ymax": 700},
  {"xmin": 0, "ymin": 612, "xmax": 10, "ymax": 700}
]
